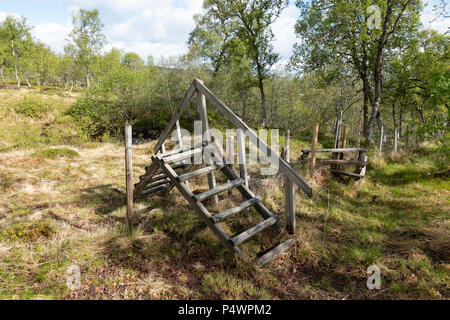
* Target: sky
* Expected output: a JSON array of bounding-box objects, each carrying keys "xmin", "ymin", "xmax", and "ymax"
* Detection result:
[{"xmin": 0, "ymin": 0, "xmax": 448, "ymax": 65}]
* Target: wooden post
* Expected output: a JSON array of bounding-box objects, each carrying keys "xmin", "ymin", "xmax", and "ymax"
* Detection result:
[
  {"xmin": 310, "ymin": 123, "xmax": 319, "ymax": 176},
  {"xmin": 175, "ymin": 120, "xmax": 183, "ymax": 151},
  {"xmin": 332, "ymin": 110, "xmax": 343, "ymax": 170},
  {"xmin": 226, "ymin": 134, "xmax": 234, "ymax": 196},
  {"xmin": 197, "ymin": 79, "xmax": 218, "ymax": 204},
  {"xmin": 339, "ymin": 125, "xmax": 349, "ymax": 170},
  {"xmin": 236, "ymin": 129, "xmax": 248, "ymax": 188},
  {"xmin": 283, "ymin": 130, "xmax": 296, "ymax": 234},
  {"xmin": 378, "ymin": 125, "xmax": 384, "ymax": 156},
  {"xmin": 125, "ymin": 124, "xmax": 133, "ymax": 234},
  {"xmin": 356, "ymin": 118, "xmax": 361, "ymax": 148}
]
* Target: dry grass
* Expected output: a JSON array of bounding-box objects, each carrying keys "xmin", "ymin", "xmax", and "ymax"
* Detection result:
[{"xmin": 0, "ymin": 90, "xmax": 448, "ymax": 300}]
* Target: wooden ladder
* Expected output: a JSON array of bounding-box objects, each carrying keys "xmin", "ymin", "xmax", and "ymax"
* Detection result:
[{"xmin": 134, "ymin": 146, "xmax": 295, "ymax": 267}]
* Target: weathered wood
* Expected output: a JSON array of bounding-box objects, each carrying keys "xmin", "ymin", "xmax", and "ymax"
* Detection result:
[
  {"xmin": 285, "ymin": 178, "xmax": 296, "ymax": 235},
  {"xmin": 141, "ymin": 185, "xmax": 165, "ymax": 196},
  {"xmin": 236, "ymin": 128, "xmax": 248, "ymax": 188},
  {"xmin": 143, "ymin": 178, "xmax": 170, "ymax": 190},
  {"xmin": 316, "ymin": 158, "xmax": 367, "ymax": 166},
  {"xmin": 310, "ymin": 123, "xmax": 319, "ymax": 176},
  {"xmin": 219, "ymin": 164, "xmax": 278, "ymax": 223},
  {"xmin": 175, "ymin": 120, "xmax": 183, "ymax": 151},
  {"xmin": 282, "ymin": 129, "xmax": 296, "ymax": 234},
  {"xmin": 194, "ymin": 178, "xmax": 244, "ymax": 202},
  {"xmin": 178, "ymin": 164, "xmax": 223, "ymax": 182},
  {"xmin": 134, "ymin": 161, "xmax": 159, "ymax": 199},
  {"xmin": 154, "ymin": 82, "xmax": 196, "ymax": 154},
  {"xmin": 163, "ymin": 147, "xmax": 204, "ymax": 163},
  {"xmin": 255, "ymin": 238, "xmax": 295, "ymax": 267},
  {"xmin": 231, "ymin": 216, "xmax": 279, "ymax": 246},
  {"xmin": 302, "ymin": 148, "xmax": 367, "ymax": 154},
  {"xmin": 155, "ymin": 157, "xmax": 247, "ymax": 261},
  {"xmin": 194, "ymin": 79, "xmax": 312, "ymax": 197},
  {"xmin": 197, "ymin": 79, "xmax": 218, "ymax": 205},
  {"xmin": 125, "ymin": 124, "xmax": 133, "ymax": 233},
  {"xmin": 339, "ymin": 125, "xmax": 349, "ymax": 170},
  {"xmin": 226, "ymin": 134, "xmax": 234, "ymax": 196},
  {"xmin": 331, "ymin": 169, "xmax": 363, "ymax": 179},
  {"xmin": 212, "ymin": 197, "xmax": 261, "ymax": 223}
]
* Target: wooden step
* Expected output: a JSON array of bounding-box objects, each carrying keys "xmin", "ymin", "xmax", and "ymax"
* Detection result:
[
  {"xmin": 211, "ymin": 197, "xmax": 261, "ymax": 223},
  {"xmin": 163, "ymin": 147, "xmax": 204, "ymax": 164},
  {"xmin": 194, "ymin": 178, "xmax": 244, "ymax": 202},
  {"xmin": 316, "ymin": 159, "xmax": 367, "ymax": 166},
  {"xmin": 255, "ymin": 238, "xmax": 295, "ymax": 267},
  {"xmin": 178, "ymin": 164, "xmax": 223, "ymax": 182},
  {"xmin": 145, "ymin": 162, "xmax": 185, "ymax": 173},
  {"xmin": 143, "ymin": 178, "xmax": 170, "ymax": 190},
  {"xmin": 231, "ymin": 216, "xmax": 279, "ymax": 246},
  {"xmin": 141, "ymin": 185, "xmax": 165, "ymax": 196}
]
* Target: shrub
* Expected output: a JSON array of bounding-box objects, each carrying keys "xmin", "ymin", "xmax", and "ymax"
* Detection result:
[{"xmin": 14, "ymin": 96, "xmax": 50, "ymax": 118}]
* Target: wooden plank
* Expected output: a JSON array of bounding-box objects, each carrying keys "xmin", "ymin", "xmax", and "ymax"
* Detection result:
[
  {"xmin": 285, "ymin": 178, "xmax": 296, "ymax": 234},
  {"xmin": 219, "ymin": 164, "xmax": 277, "ymax": 223},
  {"xmin": 236, "ymin": 128, "xmax": 248, "ymax": 188},
  {"xmin": 154, "ymin": 157, "xmax": 248, "ymax": 262},
  {"xmin": 255, "ymin": 238, "xmax": 295, "ymax": 267},
  {"xmin": 331, "ymin": 169, "xmax": 363, "ymax": 179},
  {"xmin": 310, "ymin": 123, "xmax": 319, "ymax": 176},
  {"xmin": 194, "ymin": 79, "xmax": 312, "ymax": 198},
  {"xmin": 154, "ymin": 82, "xmax": 196, "ymax": 154},
  {"xmin": 316, "ymin": 159, "xmax": 367, "ymax": 166},
  {"xmin": 143, "ymin": 178, "xmax": 170, "ymax": 190},
  {"xmin": 163, "ymin": 147, "xmax": 204, "ymax": 163},
  {"xmin": 301, "ymin": 148, "xmax": 367, "ymax": 154},
  {"xmin": 231, "ymin": 216, "xmax": 279, "ymax": 246},
  {"xmin": 194, "ymin": 178, "xmax": 244, "ymax": 202},
  {"xmin": 226, "ymin": 134, "xmax": 234, "ymax": 196},
  {"xmin": 211, "ymin": 197, "xmax": 261, "ymax": 223},
  {"xmin": 178, "ymin": 164, "xmax": 223, "ymax": 182},
  {"xmin": 197, "ymin": 79, "xmax": 218, "ymax": 205},
  {"xmin": 134, "ymin": 160, "xmax": 159, "ymax": 199},
  {"xmin": 339, "ymin": 124, "xmax": 349, "ymax": 169},
  {"xmin": 141, "ymin": 185, "xmax": 165, "ymax": 196},
  {"xmin": 125, "ymin": 124, "xmax": 133, "ymax": 233}
]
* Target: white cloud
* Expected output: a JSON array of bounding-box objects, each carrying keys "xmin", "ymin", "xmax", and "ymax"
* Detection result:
[
  {"xmin": 421, "ymin": 5, "xmax": 449, "ymax": 33},
  {"xmin": 33, "ymin": 23, "xmax": 71, "ymax": 53},
  {"xmin": 272, "ymin": 5, "xmax": 300, "ymax": 60},
  {"xmin": 0, "ymin": 11, "xmax": 21, "ymax": 21}
]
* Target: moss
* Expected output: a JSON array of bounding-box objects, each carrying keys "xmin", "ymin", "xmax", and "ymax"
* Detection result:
[{"xmin": 0, "ymin": 221, "xmax": 56, "ymax": 242}]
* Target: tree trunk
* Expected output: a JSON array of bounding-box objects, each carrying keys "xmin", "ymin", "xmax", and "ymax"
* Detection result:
[
  {"xmin": 26, "ymin": 77, "xmax": 32, "ymax": 88},
  {"xmin": 86, "ymin": 73, "xmax": 90, "ymax": 89},
  {"xmin": 0, "ymin": 64, "xmax": 5, "ymax": 89},
  {"xmin": 258, "ymin": 75, "xmax": 266, "ymax": 128},
  {"xmin": 15, "ymin": 66, "xmax": 20, "ymax": 89}
]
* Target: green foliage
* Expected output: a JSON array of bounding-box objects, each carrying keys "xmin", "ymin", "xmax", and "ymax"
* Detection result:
[
  {"xmin": 14, "ymin": 96, "xmax": 50, "ymax": 118},
  {"xmin": 32, "ymin": 148, "xmax": 80, "ymax": 159}
]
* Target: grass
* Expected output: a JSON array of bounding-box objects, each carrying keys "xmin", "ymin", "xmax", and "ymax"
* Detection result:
[{"xmin": 0, "ymin": 88, "xmax": 448, "ymax": 300}]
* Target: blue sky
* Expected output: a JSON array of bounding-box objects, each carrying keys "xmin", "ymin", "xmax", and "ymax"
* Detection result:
[{"xmin": 0, "ymin": 0, "xmax": 448, "ymax": 65}]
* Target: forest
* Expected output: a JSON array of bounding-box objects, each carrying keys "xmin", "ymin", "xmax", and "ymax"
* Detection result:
[{"xmin": 0, "ymin": 0, "xmax": 448, "ymax": 300}]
